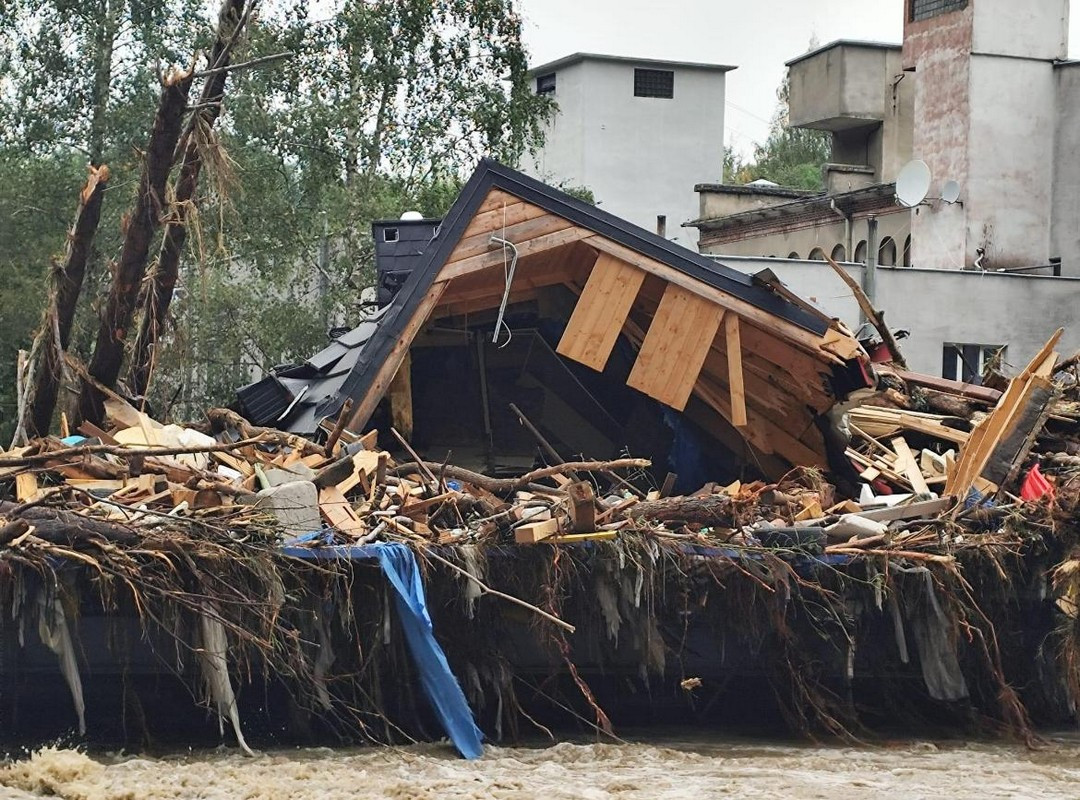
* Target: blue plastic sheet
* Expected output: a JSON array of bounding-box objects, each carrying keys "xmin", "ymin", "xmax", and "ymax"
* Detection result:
[{"xmin": 374, "ymin": 542, "xmax": 484, "ymax": 759}]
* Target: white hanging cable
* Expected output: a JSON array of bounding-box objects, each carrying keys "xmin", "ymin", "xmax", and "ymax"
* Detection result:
[{"xmin": 489, "ymin": 203, "xmax": 518, "ymax": 348}]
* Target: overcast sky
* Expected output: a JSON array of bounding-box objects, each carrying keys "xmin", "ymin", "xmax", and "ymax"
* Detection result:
[{"xmin": 518, "ymin": 0, "xmax": 1080, "ymax": 159}]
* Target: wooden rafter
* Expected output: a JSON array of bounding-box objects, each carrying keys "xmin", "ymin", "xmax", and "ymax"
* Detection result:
[{"xmin": 724, "ymin": 312, "xmax": 747, "ymax": 428}]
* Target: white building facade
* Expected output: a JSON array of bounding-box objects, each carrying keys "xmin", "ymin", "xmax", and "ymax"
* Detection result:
[{"xmin": 524, "ymin": 53, "xmax": 732, "ymax": 248}]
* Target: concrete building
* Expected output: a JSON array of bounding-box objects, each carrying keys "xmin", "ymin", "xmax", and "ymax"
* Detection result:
[
  {"xmin": 524, "ymin": 53, "xmax": 733, "ymax": 248},
  {"xmin": 687, "ymin": 0, "xmax": 1080, "ymax": 379},
  {"xmin": 691, "ymin": 1, "xmax": 1080, "ymax": 274}
]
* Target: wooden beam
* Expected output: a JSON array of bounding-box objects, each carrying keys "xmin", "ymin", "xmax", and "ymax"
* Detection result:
[
  {"xmin": 461, "ymin": 200, "xmax": 548, "ymax": 240},
  {"xmin": 946, "ymin": 328, "xmax": 1063, "ymax": 497},
  {"xmin": 475, "ymin": 188, "xmax": 521, "ymax": 215},
  {"xmin": 441, "ymin": 226, "xmax": 594, "ymax": 280},
  {"xmin": 450, "ymin": 213, "xmax": 574, "ymax": 262},
  {"xmin": 556, "ymin": 252, "xmax": 645, "ymax": 371},
  {"xmin": 626, "ymin": 283, "xmax": 723, "ymax": 411},
  {"xmin": 345, "ymin": 280, "xmax": 449, "ymax": 433},
  {"xmin": 388, "ymin": 350, "xmax": 413, "ymax": 441},
  {"xmin": 724, "ymin": 313, "xmax": 747, "ymax": 428}
]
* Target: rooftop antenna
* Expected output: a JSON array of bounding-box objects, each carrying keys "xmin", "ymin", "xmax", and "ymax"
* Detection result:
[{"xmin": 895, "ymin": 159, "xmax": 932, "ymax": 208}]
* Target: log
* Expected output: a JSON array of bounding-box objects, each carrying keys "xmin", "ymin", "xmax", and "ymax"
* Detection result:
[
  {"xmin": 80, "ymin": 67, "xmax": 195, "ymax": 423},
  {"xmin": 204, "ymin": 407, "xmax": 325, "ymax": 457},
  {"xmin": 0, "ymin": 436, "xmax": 268, "ymax": 468},
  {"xmin": 629, "ymin": 494, "xmax": 736, "ymax": 525},
  {"xmin": 128, "ymin": 0, "xmax": 249, "ymax": 397},
  {"xmin": 0, "ymin": 502, "xmax": 142, "ymax": 546},
  {"xmin": 29, "ymin": 165, "xmax": 111, "ymax": 438},
  {"xmin": 392, "ymin": 459, "xmax": 650, "ymax": 496}
]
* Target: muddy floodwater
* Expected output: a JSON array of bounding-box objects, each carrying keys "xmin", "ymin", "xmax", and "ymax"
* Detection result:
[{"xmin": 3, "ymin": 735, "xmax": 1080, "ymax": 799}]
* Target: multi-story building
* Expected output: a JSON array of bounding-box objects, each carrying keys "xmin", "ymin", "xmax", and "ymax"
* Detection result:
[
  {"xmin": 524, "ymin": 53, "xmax": 732, "ymax": 248},
  {"xmin": 687, "ymin": 0, "xmax": 1080, "ymax": 377}
]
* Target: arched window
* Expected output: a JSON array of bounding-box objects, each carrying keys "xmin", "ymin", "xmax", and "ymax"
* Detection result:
[
  {"xmin": 831, "ymin": 243, "xmax": 847, "ymax": 262},
  {"xmin": 854, "ymin": 241, "xmax": 868, "ymax": 264},
  {"xmin": 787, "ymin": 251, "xmax": 800, "ymax": 260},
  {"xmin": 808, "ymin": 247, "xmax": 826, "ymax": 261},
  {"xmin": 879, "ymin": 236, "xmax": 897, "ymax": 266},
  {"xmin": 902, "ymin": 235, "xmax": 912, "ymax": 267}
]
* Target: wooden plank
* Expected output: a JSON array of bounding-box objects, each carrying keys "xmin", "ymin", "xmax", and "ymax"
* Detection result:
[
  {"xmin": 515, "ymin": 518, "xmax": 559, "ymax": 544},
  {"xmin": 449, "ymin": 213, "xmax": 575, "ymax": 263},
  {"xmin": 15, "ymin": 472, "xmax": 39, "ymax": 502},
  {"xmin": 946, "ymin": 329, "xmax": 1062, "ymax": 496},
  {"xmin": 556, "ymin": 253, "xmax": 645, "ymax": 371},
  {"xmin": 461, "ymin": 200, "xmax": 548, "ymax": 240},
  {"xmin": 619, "ymin": 300, "xmax": 826, "ymax": 467},
  {"xmin": 583, "ymin": 235, "xmax": 847, "ymax": 363},
  {"xmin": 891, "ymin": 436, "xmax": 929, "ymax": 495},
  {"xmin": 474, "ymin": 188, "xmax": 521, "ymax": 215},
  {"xmin": 724, "ymin": 313, "xmax": 747, "ymax": 428},
  {"xmin": 388, "ymin": 350, "xmax": 413, "ymax": 441},
  {"xmin": 626, "ymin": 283, "xmax": 723, "ymax": 411},
  {"xmin": 346, "ymin": 280, "xmax": 449, "ymax": 432},
  {"xmin": 855, "ymin": 496, "xmax": 955, "ymax": 522},
  {"xmin": 892, "ymin": 369, "xmax": 1002, "ymax": 404},
  {"xmin": 319, "ymin": 486, "xmax": 366, "ymax": 534},
  {"xmin": 440, "ymin": 226, "xmax": 594, "ymax": 280},
  {"xmin": 543, "ymin": 531, "xmax": 617, "ymax": 543},
  {"xmin": 438, "ymin": 260, "xmax": 582, "ymax": 308}
]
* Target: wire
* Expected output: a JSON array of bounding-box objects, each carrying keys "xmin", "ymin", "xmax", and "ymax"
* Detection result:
[{"xmin": 489, "ymin": 202, "xmax": 518, "ymax": 349}]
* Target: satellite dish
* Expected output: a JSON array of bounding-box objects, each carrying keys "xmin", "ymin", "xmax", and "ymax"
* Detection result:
[
  {"xmin": 896, "ymin": 160, "xmax": 932, "ymax": 207},
  {"xmin": 399, "ymin": 210, "xmax": 424, "ymax": 221},
  {"xmin": 941, "ymin": 180, "xmax": 961, "ymax": 204}
]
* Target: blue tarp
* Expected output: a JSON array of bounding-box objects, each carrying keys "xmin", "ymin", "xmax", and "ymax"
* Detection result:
[{"xmin": 373, "ymin": 542, "xmax": 484, "ymax": 759}]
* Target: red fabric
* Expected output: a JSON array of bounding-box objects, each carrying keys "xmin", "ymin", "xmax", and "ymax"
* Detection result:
[{"xmin": 1020, "ymin": 464, "xmax": 1053, "ymax": 502}]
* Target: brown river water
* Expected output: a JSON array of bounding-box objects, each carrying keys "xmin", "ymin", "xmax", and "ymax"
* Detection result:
[{"xmin": 2, "ymin": 735, "xmax": 1080, "ymax": 799}]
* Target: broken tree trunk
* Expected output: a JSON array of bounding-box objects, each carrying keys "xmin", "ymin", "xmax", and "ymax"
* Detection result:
[
  {"xmin": 128, "ymin": 0, "xmax": 247, "ymax": 398},
  {"xmin": 79, "ymin": 67, "xmax": 194, "ymax": 424},
  {"xmin": 28, "ymin": 165, "xmax": 111, "ymax": 438},
  {"xmin": 630, "ymin": 494, "xmax": 736, "ymax": 526},
  {"xmin": 824, "ymin": 253, "xmax": 908, "ymax": 370}
]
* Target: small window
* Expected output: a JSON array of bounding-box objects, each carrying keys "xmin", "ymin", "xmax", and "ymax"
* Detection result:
[
  {"xmin": 383, "ymin": 228, "xmax": 399, "ymax": 243},
  {"xmin": 634, "ymin": 68, "xmax": 674, "ymax": 99},
  {"xmin": 787, "ymin": 251, "xmax": 800, "ymax": 260},
  {"xmin": 808, "ymin": 247, "xmax": 826, "ymax": 261},
  {"xmin": 854, "ymin": 240, "xmax": 868, "ymax": 264},
  {"xmin": 831, "ymin": 244, "xmax": 847, "ymax": 262},
  {"xmin": 902, "ymin": 235, "xmax": 912, "ymax": 267},
  {"xmin": 536, "ymin": 73, "xmax": 556, "ymax": 95},
  {"xmin": 911, "ymin": 0, "xmax": 967, "ymax": 22},
  {"xmin": 942, "ymin": 343, "xmax": 1005, "ymax": 384}
]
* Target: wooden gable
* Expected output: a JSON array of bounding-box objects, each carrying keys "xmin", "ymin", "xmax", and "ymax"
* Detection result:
[{"xmin": 349, "ymin": 183, "xmax": 864, "ymax": 472}]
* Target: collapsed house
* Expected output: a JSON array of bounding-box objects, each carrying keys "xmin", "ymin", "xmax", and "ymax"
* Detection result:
[{"xmin": 239, "ymin": 160, "xmax": 869, "ymax": 488}]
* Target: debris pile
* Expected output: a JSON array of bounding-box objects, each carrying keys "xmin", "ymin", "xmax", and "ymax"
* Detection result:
[{"xmin": 2, "ymin": 331, "xmax": 1080, "ymax": 747}]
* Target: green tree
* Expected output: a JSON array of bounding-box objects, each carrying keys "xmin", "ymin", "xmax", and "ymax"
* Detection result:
[{"xmin": 730, "ymin": 75, "xmax": 831, "ymax": 190}]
